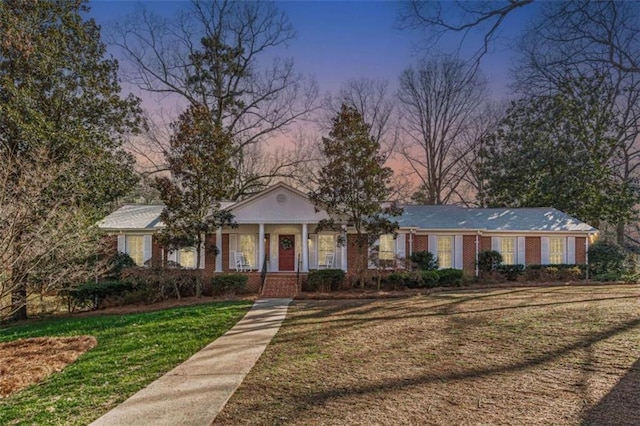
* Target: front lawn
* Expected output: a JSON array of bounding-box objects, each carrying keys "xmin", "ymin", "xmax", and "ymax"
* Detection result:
[
  {"xmin": 215, "ymin": 285, "xmax": 640, "ymax": 425},
  {"xmin": 0, "ymin": 301, "xmax": 252, "ymax": 425}
]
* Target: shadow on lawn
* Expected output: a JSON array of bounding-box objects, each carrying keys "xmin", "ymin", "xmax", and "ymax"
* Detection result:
[
  {"xmin": 581, "ymin": 356, "xmax": 640, "ymax": 426},
  {"xmin": 278, "ymin": 289, "xmax": 639, "ymax": 342},
  {"xmin": 230, "ymin": 316, "xmax": 640, "ymax": 424}
]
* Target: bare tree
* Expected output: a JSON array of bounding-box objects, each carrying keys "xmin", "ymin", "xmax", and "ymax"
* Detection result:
[
  {"xmin": 397, "ymin": 57, "xmax": 488, "ymax": 205},
  {"xmin": 111, "ymin": 0, "xmax": 320, "ymax": 199},
  {"xmin": 0, "ymin": 149, "xmax": 111, "ymax": 321},
  {"xmin": 399, "ymin": 0, "xmax": 533, "ymax": 66}
]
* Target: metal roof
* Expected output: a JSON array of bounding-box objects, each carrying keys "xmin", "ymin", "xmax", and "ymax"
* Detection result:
[{"xmin": 398, "ymin": 205, "xmax": 596, "ymax": 232}]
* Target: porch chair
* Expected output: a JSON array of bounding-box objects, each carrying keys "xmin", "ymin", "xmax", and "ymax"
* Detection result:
[
  {"xmin": 318, "ymin": 252, "xmax": 335, "ymax": 269},
  {"xmin": 233, "ymin": 251, "xmax": 251, "ymax": 272}
]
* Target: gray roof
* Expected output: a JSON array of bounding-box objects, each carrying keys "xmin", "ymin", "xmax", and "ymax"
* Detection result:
[
  {"xmin": 98, "ymin": 202, "xmax": 237, "ymax": 231},
  {"xmin": 398, "ymin": 205, "xmax": 597, "ymax": 232},
  {"xmin": 99, "ymin": 202, "xmax": 596, "ymax": 234},
  {"xmin": 98, "ymin": 205, "xmax": 165, "ymax": 230}
]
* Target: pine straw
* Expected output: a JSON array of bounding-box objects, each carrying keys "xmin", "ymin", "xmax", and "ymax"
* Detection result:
[{"xmin": 0, "ymin": 336, "xmax": 96, "ymax": 398}]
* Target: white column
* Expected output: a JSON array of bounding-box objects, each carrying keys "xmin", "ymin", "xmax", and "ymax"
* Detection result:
[
  {"xmin": 341, "ymin": 226, "xmax": 348, "ymax": 272},
  {"xmin": 302, "ymin": 223, "xmax": 309, "ymax": 272},
  {"xmin": 215, "ymin": 227, "xmax": 223, "ymax": 272},
  {"xmin": 258, "ymin": 223, "xmax": 265, "ymax": 270}
]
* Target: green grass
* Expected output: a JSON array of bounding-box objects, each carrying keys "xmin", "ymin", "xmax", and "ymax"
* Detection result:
[{"xmin": 0, "ymin": 301, "xmax": 252, "ymax": 425}]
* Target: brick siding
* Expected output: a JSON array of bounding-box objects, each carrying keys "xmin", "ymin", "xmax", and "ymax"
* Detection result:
[
  {"xmin": 480, "ymin": 236, "xmax": 491, "ymax": 252},
  {"xmin": 414, "ymin": 235, "xmax": 428, "ymax": 253},
  {"xmin": 575, "ymin": 237, "xmax": 586, "ymax": 264},
  {"xmin": 346, "ymin": 234, "xmax": 368, "ymax": 279},
  {"xmin": 526, "ymin": 237, "xmax": 541, "ymax": 265},
  {"xmin": 462, "ymin": 235, "xmax": 477, "ymax": 276}
]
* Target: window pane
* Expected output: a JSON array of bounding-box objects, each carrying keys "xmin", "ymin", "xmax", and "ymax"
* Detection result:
[
  {"xmin": 127, "ymin": 236, "xmax": 144, "ymax": 266},
  {"xmin": 549, "ymin": 237, "xmax": 564, "ymax": 264},
  {"xmin": 179, "ymin": 248, "xmax": 196, "ymax": 269},
  {"xmin": 437, "ymin": 236, "xmax": 452, "ymax": 268},
  {"xmin": 379, "ymin": 234, "xmax": 394, "ymax": 260},
  {"xmin": 239, "ymin": 234, "xmax": 256, "ymax": 268},
  {"xmin": 318, "ymin": 234, "xmax": 335, "ymax": 267},
  {"xmin": 501, "ymin": 238, "xmax": 515, "ymax": 265}
]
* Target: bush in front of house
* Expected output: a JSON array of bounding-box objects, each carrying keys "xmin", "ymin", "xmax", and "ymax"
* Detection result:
[
  {"xmin": 588, "ymin": 240, "xmax": 627, "ymax": 281},
  {"xmin": 523, "ymin": 264, "xmax": 586, "ymax": 281},
  {"xmin": 123, "ymin": 268, "xmax": 198, "ymax": 301},
  {"xmin": 106, "ymin": 252, "xmax": 137, "ymax": 280},
  {"xmin": 386, "ymin": 269, "xmax": 461, "ymax": 289},
  {"xmin": 410, "ymin": 251, "xmax": 438, "ymax": 271},
  {"xmin": 305, "ymin": 269, "xmax": 346, "ymax": 292},
  {"xmin": 65, "ymin": 280, "xmax": 136, "ymax": 310},
  {"xmin": 211, "ymin": 274, "xmax": 248, "ymax": 296},
  {"xmin": 496, "ymin": 264, "xmax": 525, "ymax": 281},
  {"xmin": 437, "ymin": 268, "xmax": 464, "ymax": 286},
  {"xmin": 477, "ymin": 250, "xmax": 503, "ymax": 274}
]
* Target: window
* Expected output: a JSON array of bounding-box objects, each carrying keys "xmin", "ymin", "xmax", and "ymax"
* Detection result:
[
  {"xmin": 178, "ymin": 248, "xmax": 196, "ymax": 269},
  {"xmin": 239, "ymin": 234, "xmax": 257, "ymax": 269},
  {"xmin": 318, "ymin": 234, "xmax": 335, "ymax": 267},
  {"xmin": 437, "ymin": 236, "xmax": 453, "ymax": 268},
  {"xmin": 549, "ymin": 237, "xmax": 564, "ymax": 264},
  {"xmin": 501, "ymin": 238, "xmax": 516, "ymax": 265},
  {"xmin": 379, "ymin": 234, "xmax": 395, "ymax": 260},
  {"xmin": 127, "ymin": 236, "xmax": 144, "ymax": 266}
]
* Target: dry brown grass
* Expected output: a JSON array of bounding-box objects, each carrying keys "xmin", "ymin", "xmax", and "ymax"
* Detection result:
[
  {"xmin": 216, "ymin": 285, "xmax": 640, "ymax": 425},
  {"xmin": 0, "ymin": 336, "xmax": 96, "ymax": 398}
]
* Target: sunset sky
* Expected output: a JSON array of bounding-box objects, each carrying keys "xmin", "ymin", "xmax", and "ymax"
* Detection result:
[{"xmin": 88, "ymin": 1, "xmax": 538, "ymax": 102}]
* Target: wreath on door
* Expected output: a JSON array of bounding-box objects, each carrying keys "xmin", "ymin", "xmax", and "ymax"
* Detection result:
[{"xmin": 280, "ymin": 237, "xmax": 293, "ymax": 250}]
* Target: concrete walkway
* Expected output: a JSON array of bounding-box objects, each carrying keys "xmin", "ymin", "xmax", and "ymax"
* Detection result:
[{"xmin": 91, "ymin": 298, "xmax": 292, "ymax": 426}]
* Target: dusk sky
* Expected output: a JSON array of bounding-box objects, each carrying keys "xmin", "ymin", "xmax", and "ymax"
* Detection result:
[{"xmin": 88, "ymin": 1, "xmax": 538, "ymax": 103}]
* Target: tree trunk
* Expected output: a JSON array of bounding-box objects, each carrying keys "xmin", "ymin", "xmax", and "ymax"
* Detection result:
[
  {"xmin": 10, "ymin": 271, "xmax": 27, "ymax": 321},
  {"xmin": 616, "ymin": 221, "xmax": 625, "ymax": 247}
]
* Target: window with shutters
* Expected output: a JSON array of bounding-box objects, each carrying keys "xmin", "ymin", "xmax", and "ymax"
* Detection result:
[
  {"xmin": 127, "ymin": 236, "xmax": 144, "ymax": 266},
  {"xmin": 379, "ymin": 234, "xmax": 395, "ymax": 260},
  {"xmin": 501, "ymin": 237, "xmax": 516, "ymax": 265},
  {"xmin": 178, "ymin": 248, "xmax": 196, "ymax": 269},
  {"xmin": 549, "ymin": 237, "xmax": 564, "ymax": 264},
  {"xmin": 239, "ymin": 234, "xmax": 257, "ymax": 268},
  {"xmin": 318, "ymin": 234, "xmax": 335, "ymax": 267},
  {"xmin": 437, "ymin": 236, "xmax": 453, "ymax": 268}
]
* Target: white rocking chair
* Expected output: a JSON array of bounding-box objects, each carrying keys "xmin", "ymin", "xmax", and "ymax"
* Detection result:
[
  {"xmin": 234, "ymin": 251, "xmax": 251, "ymax": 272},
  {"xmin": 318, "ymin": 253, "xmax": 335, "ymax": 269}
]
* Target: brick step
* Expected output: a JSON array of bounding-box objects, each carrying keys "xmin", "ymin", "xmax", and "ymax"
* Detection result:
[{"xmin": 261, "ymin": 274, "xmax": 300, "ymax": 298}]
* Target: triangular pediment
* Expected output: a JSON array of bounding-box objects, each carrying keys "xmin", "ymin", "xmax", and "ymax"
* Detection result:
[{"xmin": 230, "ymin": 183, "xmax": 330, "ymax": 224}]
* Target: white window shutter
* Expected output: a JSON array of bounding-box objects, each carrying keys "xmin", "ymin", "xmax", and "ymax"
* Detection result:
[
  {"xmin": 199, "ymin": 239, "xmax": 206, "ymax": 270},
  {"xmin": 491, "ymin": 237, "xmax": 500, "ymax": 252},
  {"xmin": 168, "ymin": 249, "xmax": 177, "ymax": 263},
  {"xmin": 228, "ymin": 234, "xmax": 238, "ymax": 270},
  {"xmin": 396, "ymin": 234, "xmax": 406, "ymax": 259},
  {"xmin": 117, "ymin": 235, "xmax": 126, "ymax": 254},
  {"xmin": 541, "ymin": 237, "xmax": 550, "ymax": 265},
  {"xmin": 517, "ymin": 237, "xmax": 526, "ymax": 265},
  {"xmin": 335, "ymin": 240, "xmax": 342, "ymax": 270},
  {"xmin": 567, "ymin": 237, "xmax": 575, "ymax": 264},
  {"xmin": 396, "ymin": 234, "xmax": 407, "ymax": 269},
  {"xmin": 143, "ymin": 235, "xmax": 152, "ymax": 265},
  {"xmin": 454, "ymin": 235, "xmax": 463, "ymax": 269},
  {"xmin": 309, "ymin": 234, "xmax": 318, "ymax": 269},
  {"xmin": 428, "ymin": 235, "xmax": 438, "ymax": 260},
  {"xmin": 368, "ymin": 238, "xmax": 379, "ymax": 269}
]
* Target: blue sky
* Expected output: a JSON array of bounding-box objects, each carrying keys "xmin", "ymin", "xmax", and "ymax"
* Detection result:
[{"xmin": 88, "ymin": 0, "xmax": 537, "ymax": 101}]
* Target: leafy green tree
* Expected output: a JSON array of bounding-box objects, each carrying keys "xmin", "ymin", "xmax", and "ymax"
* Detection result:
[
  {"xmin": 478, "ymin": 74, "xmax": 636, "ymax": 227},
  {"xmin": 588, "ymin": 240, "xmax": 627, "ymax": 280},
  {"xmin": 310, "ymin": 104, "xmax": 401, "ymax": 286},
  {"xmin": 154, "ymin": 105, "xmax": 236, "ymax": 297},
  {"xmin": 0, "ymin": 0, "xmax": 142, "ymax": 320}
]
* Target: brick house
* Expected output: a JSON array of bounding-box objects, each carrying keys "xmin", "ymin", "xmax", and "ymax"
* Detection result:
[{"xmin": 98, "ymin": 183, "xmax": 598, "ymax": 296}]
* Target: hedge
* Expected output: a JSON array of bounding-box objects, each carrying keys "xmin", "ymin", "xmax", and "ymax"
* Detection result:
[
  {"xmin": 305, "ymin": 269, "xmax": 345, "ymax": 292},
  {"xmin": 385, "ymin": 269, "xmax": 461, "ymax": 289},
  {"xmin": 211, "ymin": 274, "xmax": 248, "ymax": 295}
]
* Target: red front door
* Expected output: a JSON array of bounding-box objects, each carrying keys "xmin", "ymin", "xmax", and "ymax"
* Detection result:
[{"xmin": 278, "ymin": 235, "xmax": 295, "ymax": 271}]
